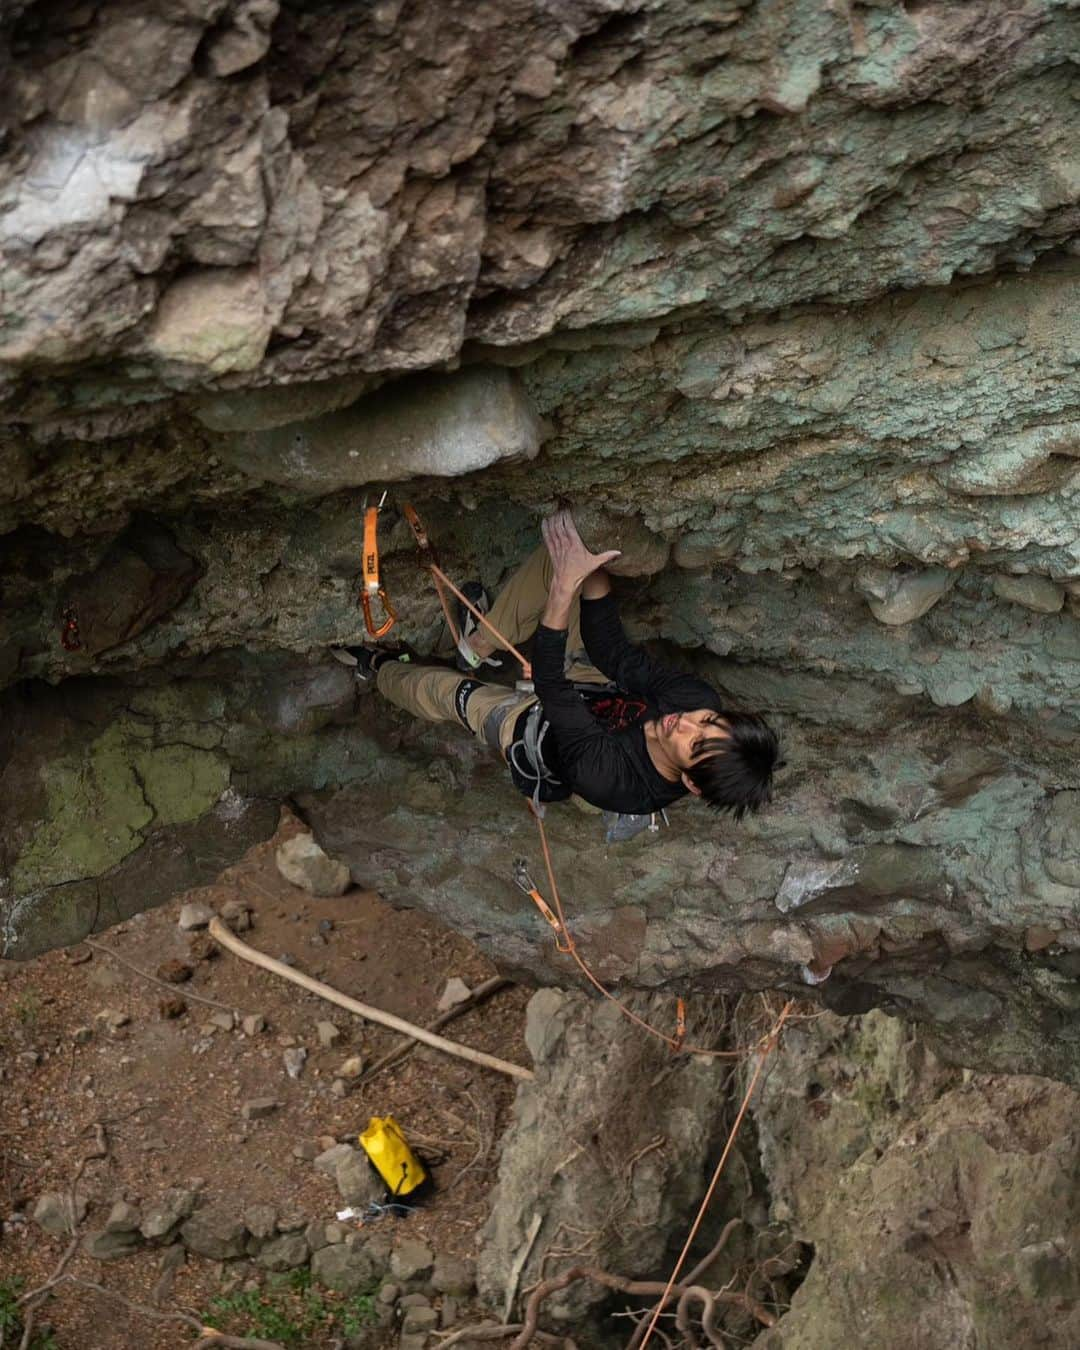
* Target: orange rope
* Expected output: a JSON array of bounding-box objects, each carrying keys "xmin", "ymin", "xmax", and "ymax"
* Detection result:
[
  {"xmin": 531, "ymin": 804, "xmax": 741, "ymax": 1061},
  {"xmin": 429, "ymin": 561, "xmax": 533, "ymax": 680},
  {"xmin": 637, "ymin": 999, "xmax": 794, "ymax": 1350}
]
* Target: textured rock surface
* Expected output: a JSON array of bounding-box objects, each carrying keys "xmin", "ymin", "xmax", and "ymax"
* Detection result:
[
  {"xmin": 479, "ymin": 988, "xmax": 734, "ymax": 1325},
  {"xmin": 752, "ymin": 1010, "xmax": 1080, "ymax": 1348},
  {"xmin": 2, "ymin": 1, "xmax": 1080, "ymax": 1081}
]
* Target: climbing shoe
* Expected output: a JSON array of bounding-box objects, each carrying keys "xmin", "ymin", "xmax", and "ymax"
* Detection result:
[
  {"xmin": 330, "ymin": 645, "xmax": 402, "ymax": 682},
  {"xmin": 454, "ymin": 581, "xmax": 503, "ymax": 672}
]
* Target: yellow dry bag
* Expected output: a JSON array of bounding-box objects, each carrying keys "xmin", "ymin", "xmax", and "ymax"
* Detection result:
[{"xmin": 359, "ymin": 1115, "xmax": 428, "ymax": 1197}]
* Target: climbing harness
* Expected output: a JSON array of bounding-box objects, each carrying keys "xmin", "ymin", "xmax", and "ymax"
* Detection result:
[
  {"xmin": 360, "ymin": 491, "xmax": 397, "ymax": 639},
  {"xmin": 507, "ymin": 702, "xmax": 563, "ymax": 815}
]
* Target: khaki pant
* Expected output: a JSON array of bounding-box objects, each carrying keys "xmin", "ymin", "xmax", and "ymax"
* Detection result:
[{"xmin": 375, "ymin": 546, "xmax": 607, "ymax": 756}]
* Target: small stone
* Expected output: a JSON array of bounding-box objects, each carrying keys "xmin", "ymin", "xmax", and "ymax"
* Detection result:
[
  {"xmin": 324, "ymin": 1221, "xmax": 348, "ymax": 1245},
  {"xmin": 244, "ymin": 1204, "xmax": 277, "ymax": 1240},
  {"xmin": 180, "ymin": 1207, "xmax": 248, "ymax": 1260},
  {"xmin": 242, "ymin": 1013, "xmax": 266, "ymax": 1036},
  {"xmin": 210, "ymin": 1011, "xmax": 236, "ymax": 1032},
  {"xmin": 311, "ymin": 1243, "xmax": 375, "ymax": 1294},
  {"xmin": 67, "ymin": 946, "xmax": 93, "ymax": 965},
  {"xmin": 317, "ymin": 1134, "xmax": 338, "ymax": 1151},
  {"xmin": 158, "ymin": 996, "xmax": 187, "ymax": 1019},
  {"xmin": 390, "ymin": 1239, "xmax": 434, "ymax": 1284},
  {"xmin": 84, "ymin": 1228, "xmax": 141, "ymax": 1260},
  {"xmin": 402, "ymin": 1306, "xmax": 438, "ymax": 1335},
  {"xmin": 32, "ymin": 1191, "xmax": 88, "ymax": 1235},
  {"xmin": 188, "ymin": 934, "xmax": 218, "ymax": 961},
  {"xmin": 377, "ymin": 1282, "xmax": 400, "ymax": 1304},
  {"xmin": 338, "ymin": 1055, "xmax": 365, "ymax": 1080},
  {"xmin": 437, "ymin": 977, "xmax": 471, "ymax": 1013},
  {"xmin": 318, "ymin": 918, "xmax": 334, "ymax": 934},
  {"xmin": 220, "ymin": 898, "xmax": 254, "ymax": 932},
  {"xmin": 276, "ymin": 834, "xmax": 351, "ymax": 897},
  {"xmin": 283, "ymin": 1047, "xmax": 307, "ymax": 1079},
  {"xmin": 95, "ymin": 1008, "xmax": 130, "ymax": 1032},
  {"xmin": 317, "ymin": 1020, "xmax": 341, "ymax": 1048},
  {"xmin": 156, "ymin": 960, "xmax": 194, "ymax": 984},
  {"xmin": 256, "ymin": 1232, "xmax": 310, "ymax": 1271},
  {"xmin": 856, "ymin": 566, "xmax": 955, "ymax": 625},
  {"xmin": 72, "ymin": 1026, "xmax": 93, "ymax": 1044},
  {"xmin": 178, "ymin": 902, "xmax": 214, "ymax": 931},
  {"xmin": 241, "ymin": 1098, "xmax": 279, "ymax": 1120},
  {"xmin": 331, "ymin": 1078, "xmax": 348, "ymax": 1098},
  {"xmin": 993, "ymin": 572, "xmax": 1066, "ymax": 614},
  {"xmin": 398, "ymin": 1293, "xmax": 431, "ymax": 1309},
  {"xmin": 293, "ymin": 1140, "xmax": 320, "ymax": 1161},
  {"xmin": 104, "ymin": 1201, "xmax": 142, "ymax": 1233},
  {"xmin": 140, "ymin": 1189, "xmax": 196, "ymax": 1241},
  {"xmin": 432, "ymin": 1254, "xmax": 476, "ymax": 1296},
  {"xmin": 277, "ymin": 952, "xmax": 297, "ymax": 968},
  {"xmin": 336, "ymin": 1151, "xmax": 385, "ymax": 1207},
  {"xmin": 440, "ymin": 1295, "xmax": 459, "ymax": 1329},
  {"xmin": 314, "ymin": 1143, "xmax": 355, "ymax": 1176}
]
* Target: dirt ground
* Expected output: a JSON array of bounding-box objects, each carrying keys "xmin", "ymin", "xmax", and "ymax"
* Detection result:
[{"xmin": 0, "ymin": 810, "xmax": 532, "ymax": 1348}]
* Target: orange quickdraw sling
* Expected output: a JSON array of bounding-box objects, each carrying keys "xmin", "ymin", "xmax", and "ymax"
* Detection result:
[{"xmin": 360, "ymin": 492, "xmax": 397, "ymax": 639}]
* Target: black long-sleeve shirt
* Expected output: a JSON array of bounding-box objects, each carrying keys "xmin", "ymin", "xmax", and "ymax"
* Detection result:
[{"xmin": 515, "ymin": 593, "xmax": 724, "ymax": 814}]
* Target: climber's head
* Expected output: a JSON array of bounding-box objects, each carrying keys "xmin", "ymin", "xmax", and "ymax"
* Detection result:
[{"xmin": 655, "ymin": 709, "xmax": 780, "ymax": 819}]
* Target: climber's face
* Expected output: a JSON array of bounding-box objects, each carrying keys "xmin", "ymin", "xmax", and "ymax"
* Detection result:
[{"xmin": 657, "ymin": 709, "xmax": 731, "ymax": 771}]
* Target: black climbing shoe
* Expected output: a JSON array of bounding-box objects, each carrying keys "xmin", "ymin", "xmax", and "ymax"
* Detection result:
[
  {"xmin": 454, "ymin": 582, "xmax": 503, "ymax": 672},
  {"xmin": 330, "ymin": 645, "xmax": 396, "ymax": 682}
]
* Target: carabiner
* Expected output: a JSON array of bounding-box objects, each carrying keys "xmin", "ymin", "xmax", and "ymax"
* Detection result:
[
  {"xmin": 360, "ymin": 584, "xmax": 397, "ymax": 639},
  {"xmin": 512, "ymin": 858, "xmax": 573, "ymax": 954}
]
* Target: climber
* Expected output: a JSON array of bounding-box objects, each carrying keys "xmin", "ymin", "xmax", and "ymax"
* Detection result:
[{"xmin": 336, "ymin": 510, "xmax": 779, "ymax": 825}]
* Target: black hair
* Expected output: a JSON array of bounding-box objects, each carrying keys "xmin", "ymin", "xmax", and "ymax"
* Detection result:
[{"xmin": 683, "ymin": 711, "xmax": 781, "ymax": 820}]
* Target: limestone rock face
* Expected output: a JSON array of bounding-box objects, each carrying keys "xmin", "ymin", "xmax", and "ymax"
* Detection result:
[
  {"xmin": 2, "ymin": 1, "xmax": 1080, "ymax": 1085},
  {"xmin": 752, "ymin": 1011, "xmax": 1080, "ymax": 1349},
  {"xmin": 478, "ymin": 989, "xmax": 733, "ymax": 1325}
]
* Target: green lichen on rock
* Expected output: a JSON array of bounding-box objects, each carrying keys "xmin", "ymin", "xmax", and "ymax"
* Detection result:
[
  {"xmin": 12, "ymin": 724, "xmax": 155, "ymax": 894},
  {"xmin": 11, "ymin": 720, "xmax": 227, "ymax": 895}
]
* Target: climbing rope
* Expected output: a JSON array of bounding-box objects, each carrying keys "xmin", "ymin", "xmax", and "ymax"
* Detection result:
[
  {"xmin": 636, "ymin": 998, "xmax": 795, "ymax": 1350},
  {"xmin": 403, "ymin": 503, "xmax": 533, "ymax": 680}
]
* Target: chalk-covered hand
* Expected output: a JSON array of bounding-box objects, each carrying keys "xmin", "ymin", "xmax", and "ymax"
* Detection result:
[{"xmin": 541, "ymin": 509, "xmax": 621, "ymax": 593}]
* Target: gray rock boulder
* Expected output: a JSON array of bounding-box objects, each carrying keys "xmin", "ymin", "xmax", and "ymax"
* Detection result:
[
  {"xmin": 311, "ymin": 1242, "xmax": 377, "ymax": 1294},
  {"xmin": 255, "ymin": 1232, "xmax": 310, "ymax": 1272},
  {"xmin": 276, "ymin": 834, "xmax": 351, "ymax": 897},
  {"xmin": 32, "ymin": 1191, "xmax": 88, "ymax": 1236},
  {"xmin": 179, "ymin": 1207, "xmax": 248, "ymax": 1261},
  {"xmin": 140, "ymin": 1188, "xmax": 197, "ymax": 1242},
  {"xmin": 220, "ymin": 368, "xmax": 542, "ymax": 494},
  {"xmin": 478, "ymin": 988, "xmax": 732, "ymax": 1325}
]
